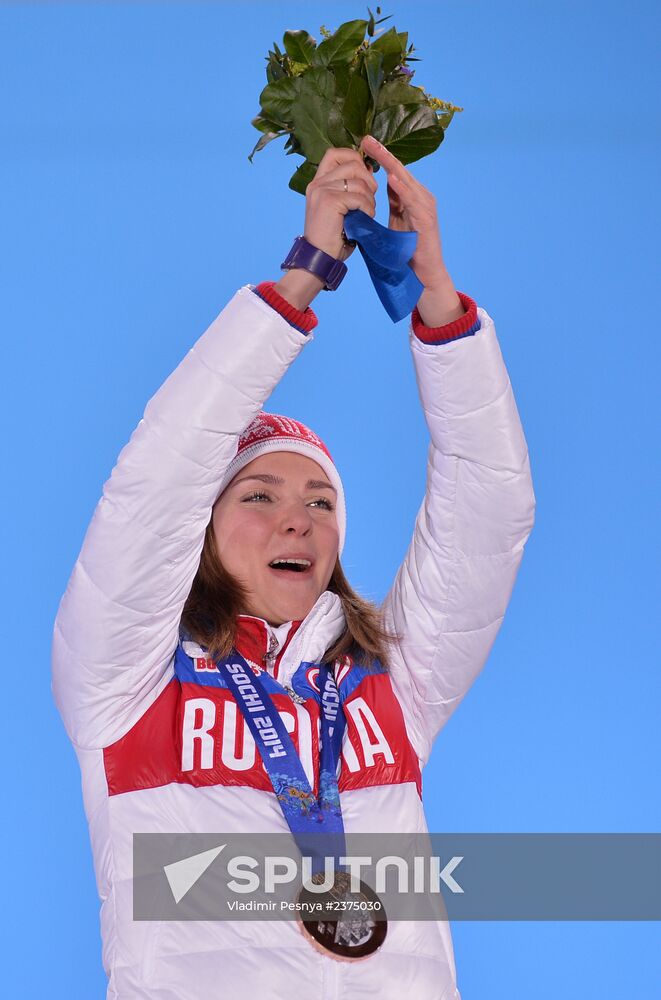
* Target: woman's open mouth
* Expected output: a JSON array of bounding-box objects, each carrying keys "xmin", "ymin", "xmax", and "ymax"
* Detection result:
[{"xmin": 268, "ymin": 558, "xmax": 313, "ymax": 577}]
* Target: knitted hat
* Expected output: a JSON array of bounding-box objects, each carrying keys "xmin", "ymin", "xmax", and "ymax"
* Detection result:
[{"xmin": 217, "ymin": 412, "xmax": 346, "ymax": 554}]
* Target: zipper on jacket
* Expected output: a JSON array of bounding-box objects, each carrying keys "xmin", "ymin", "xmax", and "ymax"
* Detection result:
[
  {"xmin": 263, "ymin": 630, "xmax": 279, "ymax": 674},
  {"xmin": 264, "ymin": 629, "xmax": 306, "ymax": 703}
]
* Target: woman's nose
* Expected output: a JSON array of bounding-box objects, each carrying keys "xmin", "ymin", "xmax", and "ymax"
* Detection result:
[{"xmin": 278, "ymin": 502, "xmax": 313, "ymax": 535}]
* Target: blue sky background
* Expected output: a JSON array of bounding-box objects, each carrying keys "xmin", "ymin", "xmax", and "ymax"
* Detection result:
[{"xmin": 1, "ymin": 1, "xmax": 659, "ymax": 996}]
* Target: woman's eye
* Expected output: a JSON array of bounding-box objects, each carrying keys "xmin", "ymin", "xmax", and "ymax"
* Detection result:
[
  {"xmin": 243, "ymin": 491, "xmax": 271, "ymax": 503},
  {"xmin": 309, "ymin": 498, "xmax": 334, "ymax": 511}
]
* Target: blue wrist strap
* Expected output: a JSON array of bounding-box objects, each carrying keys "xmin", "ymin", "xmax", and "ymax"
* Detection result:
[{"xmin": 342, "ymin": 208, "xmax": 424, "ymax": 323}]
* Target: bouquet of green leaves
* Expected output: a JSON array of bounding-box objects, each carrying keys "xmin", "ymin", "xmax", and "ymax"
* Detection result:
[{"xmin": 249, "ymin": 8, "xmax": 463, "ymax": 194}]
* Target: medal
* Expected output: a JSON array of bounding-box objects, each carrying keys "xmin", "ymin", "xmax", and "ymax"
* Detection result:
[
  {"xmin": 296, "ymin": 871, "xmax": 387, "ymax": 962},
  {"xmin": 217, "ymin": 653, "xmax": 387, "ymax": 958}
]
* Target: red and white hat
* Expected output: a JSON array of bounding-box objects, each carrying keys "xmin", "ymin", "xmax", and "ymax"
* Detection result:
[{"xmin": 217, "ymin": 412, "xmax": 346, "ymax": 553}]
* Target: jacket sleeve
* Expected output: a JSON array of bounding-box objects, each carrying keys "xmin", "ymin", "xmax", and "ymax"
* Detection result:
[
  {"xmin": 51, "ymin": 286, "xmax": 311, "ymax": 750},
  {"xmin": 382, "ymin": 304, "xmax": 536, "ymax": 766}
]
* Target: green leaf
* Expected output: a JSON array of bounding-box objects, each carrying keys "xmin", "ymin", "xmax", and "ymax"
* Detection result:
[
  {"xmin": 342, "ymin": 73, "xmax": 370, "ymax": 141},
  {"xmin": 363, "ymin": 49, "xmax": 384, "ymax": 106},
  {"xmin": 375, "ymin": 80, "xmax": 425, "ymax": 112},
  {"xmin": 259, "ymin": 76, "xmax": 300, "ymax": 122},
  {"xmin": 370, "ymin": 26, "xmax": 405, "ymax": 75},
  {"xmin": 289, "ymin": 160, "xmax": 318, "ymax": 195},
  {"xmin": 284, "ymin": 133, "xmax": 302, "ymax": 156},
  {"xmin": 327, "ymin": 101, "xmax": 354, "ymax": 148},
  {"xmin": 252, "ymin": 114, "xmax": 287, "ymax": 134},
  {"xmin": 266, "ymin": 52, "xmax": 286, "ymax": 83},
  {"xmin": 371, "ymin": 101, "xmax": 445, "ymax": 163},
  {"xmin": 386, "ymin": 123, "xmax": 444, "ymax": 164},
  {"xmin": 285, "ymin": 132, "xmax": 302, "ymax": 156},
  {"xmin": 289, "ymin": 69, "xmax": 337, "ymax": 162},
  {"xmin": 372, "ymin": 100, "xmax": 437, "ymax": 141},
  {"xmin": 283, "ymin": 29, "xmax": 316, "ymax": 65},
  {"xmin": 366, "ymin": 7, "xmax": 391, "ymax": 37},
  {"xmin": 370, "ymin": 100, "xmax": 445, "ymax": 164},
  {"xmin": 312, "ymin": 19, "xmax": 367, "ymax": 66},
  {"xmin": 248, "ymin": 129, "xmax": 287, "ymax": 163},
  {"xmin": 332, "ymin": 62, "xmax": 352, "ymax": 97},
  {"xmin": 307, "ymin": 66, "xmax": 336, "ymax": 97},
  {"xmin": 437, "ymin": 111, "xmax": 455, "ymax": 129}
]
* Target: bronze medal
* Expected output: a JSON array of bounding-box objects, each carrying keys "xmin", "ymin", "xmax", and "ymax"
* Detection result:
[{"xmin": 296, "ymin": 870, "xmax": 387, "ymax": 962}]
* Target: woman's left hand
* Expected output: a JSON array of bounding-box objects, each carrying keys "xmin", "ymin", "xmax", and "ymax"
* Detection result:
[{"xmin": 360, "ymin": 135, "xmax": 446, "ymax": 290}]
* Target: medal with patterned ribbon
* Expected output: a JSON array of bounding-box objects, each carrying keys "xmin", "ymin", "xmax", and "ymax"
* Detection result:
[{"xmin": 215, "ymin": 651, "xmax": 387, "ymax": 960}]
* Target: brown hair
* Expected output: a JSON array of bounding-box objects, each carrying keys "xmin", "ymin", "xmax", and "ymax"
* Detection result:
[{"xmin": 181, "ymin": 520, "xmax": 397, "ymax": 669}]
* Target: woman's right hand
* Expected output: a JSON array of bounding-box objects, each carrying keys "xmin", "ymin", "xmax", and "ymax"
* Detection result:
[{"xmin": 304, "ymin": 147, "xmax": 378, "ymax": 262}]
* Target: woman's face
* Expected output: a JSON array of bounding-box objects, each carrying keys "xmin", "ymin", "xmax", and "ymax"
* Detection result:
[{"xmin": 211, "ymin": 451, "xmax": 340, "ymax": 626}]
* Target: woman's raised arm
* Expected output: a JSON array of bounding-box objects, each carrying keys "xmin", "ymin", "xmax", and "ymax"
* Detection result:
[
  {"xmin": 52, "ymin": 291, "xmax": 313, "ymax": 750},
  {"xmin": 362, "ymin": 137, "xmax": 536, "ymax": 765},
  {"xmin": 51, "ymin": 150, "xmax": 377, "ymax": 752}
]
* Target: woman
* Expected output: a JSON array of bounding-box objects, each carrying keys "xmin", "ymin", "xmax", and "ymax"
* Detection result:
[{"xmin": 52, "ymin": 136, "xmax": 535, "ymax": 999}]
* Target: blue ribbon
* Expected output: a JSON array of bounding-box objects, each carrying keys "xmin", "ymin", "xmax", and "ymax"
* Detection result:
[
  {"xmin": 342, "ymin": 208, "xmax": 424, "ymax": 323},
  {"xmin": 216, "ymin": 653, "xmax": 347, "ymax": 874}
]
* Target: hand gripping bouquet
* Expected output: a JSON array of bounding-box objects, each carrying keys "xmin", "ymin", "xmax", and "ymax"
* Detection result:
[{"xmin": 248, "ymin": 9, "xmax": 463, "ymax": 322}]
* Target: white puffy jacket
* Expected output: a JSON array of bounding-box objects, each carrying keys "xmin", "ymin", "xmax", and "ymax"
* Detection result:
[{"xmin": 52, "ymin": 286, "xmax": 535, "ymax": 999}]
